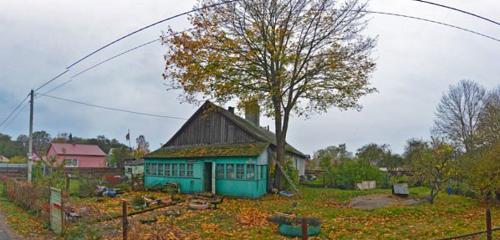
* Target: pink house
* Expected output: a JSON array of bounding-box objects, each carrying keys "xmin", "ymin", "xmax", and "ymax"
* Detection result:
[{"xmin": 46, "ymin": 143, "xmax": 107, "ymax": 168}]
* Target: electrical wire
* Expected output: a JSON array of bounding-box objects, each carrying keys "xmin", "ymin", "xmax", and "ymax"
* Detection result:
[
  {"xmin": 0, "ymin": 93, "xmax": 30, "ymax": 129},
  {"xmin": 0, "ymin": 102, "xmax": 28, "ymax": 130},
  {"xmin": 33, "ymin": 0, "xmax": 237, "ymax": 93},
  {"xmin": 65, "ymin": 0, "xmax": 239, "ymax": 69},
  {"xmin": 363, "ymin": 10, "xmax": 500, "ymax": 43},
  {"xmin": 40, "ymin": 27, "xmax": 194, "ymax": 96},
  {"xmin": 39, "ymin": 93, "xmax": 187, "ymax": 120},
  {"xmin": 34, "ymin": 70, "xmax": 69, "ymax": 92},
  {"xmin": 410, "ymin": 0, "xmax": 500, "ymax": 27},
  {"xmin": 40, "ymin": 38, "xmax": 161, "ymax": 95}
]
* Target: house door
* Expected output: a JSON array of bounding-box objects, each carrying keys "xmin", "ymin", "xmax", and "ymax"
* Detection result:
[{"xmin": 204, "ymin": 162, "xmax": 212, "ymax": 192}]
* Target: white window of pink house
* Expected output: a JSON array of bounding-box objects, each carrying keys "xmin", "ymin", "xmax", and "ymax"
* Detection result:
[{"xmin": 64, "ymin": 159, "xmax": 78, "ymax": 168}]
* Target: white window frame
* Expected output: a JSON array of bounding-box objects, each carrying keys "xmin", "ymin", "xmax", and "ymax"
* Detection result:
[{"xmin": 64, "ymin": 159, "xmax": 78, "ymax": 168}]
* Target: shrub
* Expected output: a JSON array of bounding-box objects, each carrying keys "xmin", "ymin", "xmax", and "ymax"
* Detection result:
[{"xmin": 332, "ymin": 160, "xmax": 384, "ymax": 189}]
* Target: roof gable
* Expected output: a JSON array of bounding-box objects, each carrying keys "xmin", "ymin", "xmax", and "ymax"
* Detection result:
[
  {"xmin": 49, "ymin": 143, "xmax": 106, "ymax": 156},
  {"xmin": 163, "ymin": 101, "xmax": 306, "ymax": 158}
]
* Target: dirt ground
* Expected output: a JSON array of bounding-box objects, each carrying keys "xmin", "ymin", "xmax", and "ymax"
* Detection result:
[{"xmin": 349, "ymin": 194, "xmax": 427, "ymax": 210}]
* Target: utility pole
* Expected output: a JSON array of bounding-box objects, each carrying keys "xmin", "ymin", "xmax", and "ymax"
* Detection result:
[{"xmin": 28, "ymin": 89, "xmax": 34, "ymax": 183}]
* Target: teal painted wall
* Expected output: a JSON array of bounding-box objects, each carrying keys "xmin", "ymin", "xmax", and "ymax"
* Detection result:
[
  {"xmin": 144, "ymin": 159, "xmax": 204, "ymax": 193},
  {"xmin": 144, "ymin": 155, "xmax": 268, "ymax": 198}
]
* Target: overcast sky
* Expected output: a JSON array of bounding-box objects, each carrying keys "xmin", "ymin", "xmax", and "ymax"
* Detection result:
[{"xmin": 1, "ymin": 0, "xmax": 499, "ymax": 155}]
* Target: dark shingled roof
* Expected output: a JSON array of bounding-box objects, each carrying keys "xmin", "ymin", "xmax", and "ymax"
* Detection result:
[{"xmin": 145, "ymin": 143, "xmax": 270, "ymax": 159}]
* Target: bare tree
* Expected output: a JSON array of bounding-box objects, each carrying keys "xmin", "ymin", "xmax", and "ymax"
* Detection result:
[
  {"xmin": 433, "ymin": 80, "xmax": 486, "ymax": 153},
  {"xmin": 162, "ymin": 0, "xmax": 376, "ymax": 188}
]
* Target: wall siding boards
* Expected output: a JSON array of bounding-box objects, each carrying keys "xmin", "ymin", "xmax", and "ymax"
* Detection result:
[{"xmin": 168, "ymin": 110, "xmax": 257, "ymax": 147}]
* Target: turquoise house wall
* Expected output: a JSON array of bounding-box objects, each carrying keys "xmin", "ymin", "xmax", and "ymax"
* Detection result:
[
  {"xmin": 144, "ymin": 152, "xmax": 268, "ymax": 198},
  {"xmin": 144, "ymin": 159, "xmax": 204, "ymax": 193}
]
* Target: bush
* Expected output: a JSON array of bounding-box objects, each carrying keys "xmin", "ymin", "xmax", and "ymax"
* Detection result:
[
  {"xmin": 1, "ymin": 178, "xmax": 50, "ymax": 218},
  {"xmin": 332, "ymin": 160, "xmax": 384, "ymax": 189},
  {"xmin": 78, "ymin": 178, "xmax": 99, "ymax": 198}
]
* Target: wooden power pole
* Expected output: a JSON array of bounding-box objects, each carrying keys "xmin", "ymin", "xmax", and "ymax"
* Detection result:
[{"xmin": 28, "ymin": 89, "xmax": 34, "ymax": 183}]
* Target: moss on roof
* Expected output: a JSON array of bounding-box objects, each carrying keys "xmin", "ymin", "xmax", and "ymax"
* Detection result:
[
  {"xmin": 208, "ymin": 102, "xmax": 307, "ymax": 158},
  {"xmin": 145, "ymin": 142, "xmax": 269, "ymax": 159}
]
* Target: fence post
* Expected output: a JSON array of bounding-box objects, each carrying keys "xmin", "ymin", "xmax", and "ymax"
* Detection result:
[
  {"xmin": 122, "ymin": 200, "xmax": 128, "ymax": 240},
  {"xmin": 301, "ymin": 217, "xmax": 308, "ymax": 240},
  {"xmin": 486, "ymin": 208, "xmax": 492, "ymax": 240}
]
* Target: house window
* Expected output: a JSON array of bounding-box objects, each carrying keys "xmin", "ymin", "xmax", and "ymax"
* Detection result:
[
  {"xmin": 64, "ymin": 159, "xmax": 78, "ymax": 168},
  {"xmin": 179, "ymin": 163, "xmax": 186, "ymax": 177},
  {"xmin": 226, "ymin": 164, "xmax": 235, "ymax": 179},
  {"xmin": 165, "ymin": 163, "xmax": 171, "ymax": 177},
  {"xmin": 236, "ymin": 164, "xmax": 244, "ymax": 179},
  {"xmin": 145, "ymin": 163, "xmax": 150, "ymax": 175},
  {"xmin": 261, "ymin": 165, "xmax": 265, "ymax": 179},
  {"xmin": 216, "ymin": 164, "xmax": 224, "ymax": 179},
  {"xmin": 186, "ymin": 163, "xmax": 193, "ymax": 177},
  {"xmin": 151, "ymin": 163, "xmax": 158, "ymax": 176},
  {"xmin": 158, "ymin": 163, "xmax": 164, "ymax": 176},
  {"xmin": 127, "ymin": 167, "xmax": 132, "ymax": 173},
  {"xmin": 172, "ymin": 164, "xmax": 178, "ymax": 176},
  {"xmin": 246, "ymin": 164, "xmax": 255, "ymax": 179}
]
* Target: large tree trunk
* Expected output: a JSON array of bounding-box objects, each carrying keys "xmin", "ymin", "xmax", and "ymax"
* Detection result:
[{"xmin": 273, "ymin": 97, "xmax": 292, "ymax": 190}]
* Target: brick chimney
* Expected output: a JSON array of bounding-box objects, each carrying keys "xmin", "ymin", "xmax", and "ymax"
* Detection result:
[{"xmin": 244, "ymin": 99, "xmax": 260, "ymax": 126}]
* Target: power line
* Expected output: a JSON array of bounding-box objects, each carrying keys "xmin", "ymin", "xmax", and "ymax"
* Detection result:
[
  {"xmin": 39, "ymin": 93, "xmax": 187, "ymax": 120},
  {"xmin": 40, "ymin": 28, "xmax": 194, "ymax": 96},
  {"xmin": 34, "ymin": 70, "xmax": 69, "ymax": 92},
  {"xmin": 33, "ymin": 0, "xmax": 500, "ymax": 93},
  {"xmin": 1, "ymin": 102, "xmax": 28, "ymax": 130},
  {"xmin": 410, "ymin": 0, "xmax": 500, "ymax": 27},
  {"xmin": 364, "ymin": 10, "xmax": 500, "ymax": 43},
  {"xmin": 33, "ymin": 1, "xmax": 237, "ymax": 94},
  {"xmin": 65, "ymin": 0, "xmax": 238, "ymax": 70},
  {"xmin": 41, "ymin": 38, "xmax": 161, "ymax": 95},
  {"xmin": 0, "ymin": 93, "xmax": 30, "ymax": 129}
]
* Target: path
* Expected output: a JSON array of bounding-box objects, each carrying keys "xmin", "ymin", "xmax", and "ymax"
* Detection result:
[{"xmin": 0, "ymin": 210, "xmax": 19, "ymax": 240}]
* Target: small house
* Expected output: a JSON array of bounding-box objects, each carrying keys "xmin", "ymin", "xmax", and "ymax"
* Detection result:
[
  {"xmin": 124, "ymin": 159, "xmax": 144, "ymax": 179},
  {"xmin": 144, "ymin": 101, "xmax": 308, "ymax": 198},
  {"xmin": 46, "ymin": 143, "xmax": 107, "ymax": 168}
]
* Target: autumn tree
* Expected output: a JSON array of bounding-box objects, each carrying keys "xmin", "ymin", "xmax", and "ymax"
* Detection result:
[
  {"xmin": 477, "ymin": 87, "xmax": 500, "ymax": 146},
  {"xmin": 433, "ymin": 80, "xmax": 486, "ymax": 153},
  {"xmin": 162, "ymin": 0, "xmax": 376, "ymax": 188},
  {"xmin": 460, "ymin": 140, "xmax": 500, "ymax": 201},
  {"xmin": 409, "ymin": 139, "xmax": 456, "ymax": 203}
]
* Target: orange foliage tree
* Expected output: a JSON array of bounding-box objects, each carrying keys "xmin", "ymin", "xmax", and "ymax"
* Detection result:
[{"xmin": 162, "ymin": 0, "xmax": 377, "ymax": 188}]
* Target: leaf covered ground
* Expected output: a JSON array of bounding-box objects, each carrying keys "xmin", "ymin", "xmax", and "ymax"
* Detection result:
[
  {"xmin": 68, "ymin": 186, "xmax": 500, "ymax": 240},
  {"xmin": 0, "ymin": 183, "xmax": 55, "ymax": 239},
  {"xmin": 2, "ymin": 184, "xmax": 499, "ymax": 239}
]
